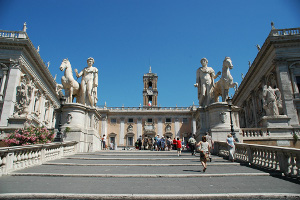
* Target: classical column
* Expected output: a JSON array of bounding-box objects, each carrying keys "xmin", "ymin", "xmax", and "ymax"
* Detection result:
[
  {"xmin": 251, "ymin": 91, "xmax": 258, "ymax": 127},
  {"xmin": 0, "ymin": 68, "xmax": 8, "ymax": 101},
  {"xmin": 137, "ymin": 118, "xmax": 142, "ymax": 139},
  {"xmin": 175, "ymin": 118, "xmax": 180, "ymax": 138},
  {"xmin": 192, "ymin": 117, "xmax": 196, "ymax": 135},
  {"xmin": 101, "ymin": 115, "xmax": 107, "ymax": 138},
  {"xmin": 157, "ymin": 118, "xmax": 163, "ymax": 137},
  {"xmin": 119, "ymin": 118, "xmax": 125, "ymax": 145},
  {"xmin": 39, "ymin": 93, "xmax": 46, "ymax": 122},
  {"xmin": 275, "ymin": 59, "xmax": 299, "ymax": 125},
  {"xmin": 0, "ymin": 64, "xmax": 21, "ymax": 126}
]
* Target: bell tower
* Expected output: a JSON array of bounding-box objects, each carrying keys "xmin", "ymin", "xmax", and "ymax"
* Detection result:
[{"xmin": 143, "ymin": 66, "xmax": 158, "ymax": 107}]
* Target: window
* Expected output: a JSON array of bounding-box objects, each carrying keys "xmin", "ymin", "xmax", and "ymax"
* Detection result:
[
  {"xmin": 147, "ymin": 118, "xmax": 153, "ymax": 123},
  {"xmin": 128, "ymin": 118, "xmax": 133, "ymax": 123},
  {"xmin": 166, "ymin": 118, "xmax": 171, "ymax": 123},
  {"xmin": 111, "ymin": 118, "xmax": 117, "ymax": 124},
  {"xmin": 127, "ymin": 137, "xmax": 133, "ymax": 146},
  {"xmin": 148, "ymin": 81, "xmax": 152, "ymax": 88},
  {"xmin": 183, "ymin": 118, "xmax": 188, "ymax": 123}
]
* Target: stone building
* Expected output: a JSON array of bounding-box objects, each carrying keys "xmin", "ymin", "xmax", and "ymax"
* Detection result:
[
  {"xmin": 0, "ymin": 24, "xmax": 59, "ymax": 138},
  {"xmin": 233, "ymin": 26, "xmax": 300, "ymax": 147}
]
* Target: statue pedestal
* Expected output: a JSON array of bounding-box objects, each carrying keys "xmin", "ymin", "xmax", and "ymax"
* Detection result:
[
  {"xmin": 60, "ymin": 103, "xmax": 101, "ymax": 152},
  {"xmin": 260, "ymin": 115, "xmax": 291, "ymax": 128},
  {"xmin": 195, "ymin": 102, "xmax": 242, "ymax": 143}
]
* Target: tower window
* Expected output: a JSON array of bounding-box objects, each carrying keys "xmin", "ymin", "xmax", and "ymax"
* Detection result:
[{"xmin": 148, "ymin": 81, "xmax": 152, "ymax": 88}]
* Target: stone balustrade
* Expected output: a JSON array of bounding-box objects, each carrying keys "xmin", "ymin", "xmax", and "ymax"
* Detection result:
[
  {"xmin": 0, "ymin": 141, "xmax": 77, "ymax": 176},
  {"xmin": 214, "ymin": 141, "xmax": 300, "ymax": 178},
  {"xmin": 270, "ymin": 28, "xmax": 300, "ymax": 36},
  {"xmin": 98, "ymin": 106, "xmax": 193, "ymax": 111},
  {"xmin": 241, "ymin": 128, "xmax": 300, "ymax": 139},
  {"xmin": 0, "ymin": 30, "xmax": 27, "ymax": 39}
]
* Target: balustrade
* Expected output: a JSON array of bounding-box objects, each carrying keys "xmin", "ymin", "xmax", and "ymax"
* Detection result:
[
  {"xmin": 0, "ymin": 141, "xmax": 77, "ymax": 176},
  {"xmin": 0, "ymin": 30, "xmax": 27, "ymax": 39},
  {"xmin": 214, "ymin": 141, "xmax": 300, "ymax": 178}
]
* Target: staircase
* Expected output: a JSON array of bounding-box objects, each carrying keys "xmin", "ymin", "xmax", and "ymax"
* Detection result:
[{"xmin": 0, "ymin": 150, "xmax": 299, "ymax": 199}]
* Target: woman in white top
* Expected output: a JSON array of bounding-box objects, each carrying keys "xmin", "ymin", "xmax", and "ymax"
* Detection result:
[{"xmin": 196, "ymin": 136, "xmax": 210, "ymax": 172}]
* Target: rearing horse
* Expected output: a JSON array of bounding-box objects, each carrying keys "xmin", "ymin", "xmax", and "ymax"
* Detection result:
[
  {"xmin": 213, "ymin": 57, "xmax": 238, "ymax": 102},
  {"xmin": 59, "ymin": 59, "xmax": 80, "ymax": 103}
]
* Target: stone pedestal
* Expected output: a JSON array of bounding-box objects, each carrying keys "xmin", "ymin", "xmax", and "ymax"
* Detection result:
[
  {"xmin": 60, "ymin": 103, "xmax": 101, "ymax": 152},
  {"xmin": 260, "ymin": 115, "xmax": 291, "ymax": 128},
  {"xmin": 195, "ymin": 102, "xmax": 242, "ymax": 143}
]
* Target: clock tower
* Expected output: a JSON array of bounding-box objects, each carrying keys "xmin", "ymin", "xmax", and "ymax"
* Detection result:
[{"xmin": 143, "ymin": 66, "xmax": 158, "ymax": 107}]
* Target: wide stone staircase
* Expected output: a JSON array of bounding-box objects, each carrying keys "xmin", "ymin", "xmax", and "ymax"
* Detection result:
[{"xmin": 0, "ymin": 150, "xmax": 299, "ymax": 199}]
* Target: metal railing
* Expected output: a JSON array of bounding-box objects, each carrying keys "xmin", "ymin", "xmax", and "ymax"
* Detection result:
[
  {"xmin": 0, "ymin": 141, "xmax": 77, "ymax": 176},
  {"xmin": 214, "ymin": 141, "xmax": 300, "ymax": 178}
]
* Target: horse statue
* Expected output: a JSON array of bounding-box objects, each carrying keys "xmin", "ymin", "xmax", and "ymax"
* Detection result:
[
  {"xmin": 213, "ymin": 57, "xmax": 238, "ymax": 102},
  {"xmin": 59, "ymin": 59, "xmax": 81, "ymax": 103}
]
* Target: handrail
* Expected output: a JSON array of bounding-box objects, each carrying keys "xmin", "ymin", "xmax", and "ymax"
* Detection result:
[{"xmin": 214, "ymin": 141, "xmax": 300, "ymax": 178}]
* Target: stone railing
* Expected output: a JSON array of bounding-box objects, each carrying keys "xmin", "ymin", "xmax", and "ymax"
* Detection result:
[
  {"xmin": 0, "ymin": 30, "xmax": 27, "ymax": 39},
  {"xmin": 98, "ymin": 106, "xmax": 193, "ymax": 111},
  {"xmin": 241, "ymin": 127, "xmax": 300, "ymax": 139},
  {"xmin": 214, "ymin": 141, "xmax": 300, "ymax": 178},
  {"xmin": 0, "ymin": 141, "xmax": 77, "ymax": 176},
  {"xmin": 270, "ymin": 28, "xmax": 300, "ymax": 36}
]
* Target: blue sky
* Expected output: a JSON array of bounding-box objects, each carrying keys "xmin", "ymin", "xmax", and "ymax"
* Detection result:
[{"xmin": 1, "ymin": 0, "xmax": 299, "ymax": 107}]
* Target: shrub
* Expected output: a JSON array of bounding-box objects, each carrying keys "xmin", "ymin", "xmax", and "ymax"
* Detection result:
[{"xmin": 4, "ymin": 125, "xmax": 55, "ymax": 146}]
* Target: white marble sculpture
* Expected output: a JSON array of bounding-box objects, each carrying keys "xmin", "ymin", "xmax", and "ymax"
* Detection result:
[
  {"xmin": 14, "ymin": 75, "xmax": 32, "ymax": 116},
  {"xmin": 75, "ymin": 57, "xmax": 98, "ymax": 107},
  {"xmin": 263, "ymin": 85, "xmax": 282, "ymax": 116},
  {"xmin": 59, "ymin": 59, "xmax": 80, "ymax": 103},
  {"xmin": 213, "ymin": 57, "xmax": 238, "ymax": 102},
  {"xmin": 194, "ymin": 58, "xmax": 221, "ymax": 107}
]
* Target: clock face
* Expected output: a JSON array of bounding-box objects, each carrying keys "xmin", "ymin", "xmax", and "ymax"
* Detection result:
[{"xmin": 147, "ymin": 89, "xmax": 153, "ymax": 95}]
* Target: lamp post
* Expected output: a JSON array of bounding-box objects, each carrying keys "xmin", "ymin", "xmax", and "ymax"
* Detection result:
[
  {"xmin": 226, "ymin": 97, "xmax": 239, "ymax": 142},
  {"xmin": 54, "ymin": 96, "xmax": 66, "ymax": 142}
]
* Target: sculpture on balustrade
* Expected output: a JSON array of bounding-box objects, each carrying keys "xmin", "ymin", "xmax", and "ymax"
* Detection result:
[
  {"xmin": 262, "ymin": 85, "xmax": 282, "ymax": 116},
  {"xmin": 194, "ymin": 58, "xmax": 221, "ymax": 107},
  {"xmin": 213, "ymin": 57, "xmax": 238, "ymax": 102},
  {"xmin": 59, "ymin": 59, "xmax": 80, "ymax": 103},
  {"xmin": 75, "ymin": 57, "xmax": 98, "ymax": 107}
]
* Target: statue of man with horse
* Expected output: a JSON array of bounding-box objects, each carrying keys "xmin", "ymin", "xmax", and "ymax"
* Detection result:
[
  {"xmin": 59, "ymin": 57, "xmax": 98, "ymax": 107},
  {"xmin": 195, "ymin": 57, "xmax": 238, "ymax": 107}
]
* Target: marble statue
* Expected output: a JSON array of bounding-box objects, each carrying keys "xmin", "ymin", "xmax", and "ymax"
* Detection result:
[
  {"xmin": 75, "ymin": 57, "xmax": 98, "ymax": 107},
  {"xmin": 213, "ymin": 57, "xmax": 238, "ymax": 102},
  {"xmin": 14, "ymin": 75, "xmax": 32, "ymax": 116},
  {"xmin": 59, "ymin": 59, "xmax": 80, "ymax": 103},
  {"xmin": 263, "ymin": 85, "xmax": 282, "ymax": 116},
  {"xmin": 194, "ymin": 58, "xmax": 221, "ymax": 107}
]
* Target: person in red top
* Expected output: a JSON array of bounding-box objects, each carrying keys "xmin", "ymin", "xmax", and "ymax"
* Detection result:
[
  {"xmin": 173, "ymin": 138, "xmax": 177, "ymax": 150},
  {"xmin": 176, "ymin": 137, "xmax": 182, "ymax": 156}
]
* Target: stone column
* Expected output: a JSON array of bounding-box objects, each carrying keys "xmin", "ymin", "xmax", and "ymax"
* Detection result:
[
  {"xmin": 275, "ymin": 60, "xmax": 299, "ymax": 125},
  {"xmin": 101, "ymin": 115, "xmax": 107, "ymax": 138},
  {"xmin": 38, "ymin": 93, "xmax": 46, "ymax": 122},
  {"xmin": 192, "ymin": 117, "xmax": 196, "ymax": 135},
  {"xmin": 157, "ymin": 118, "xmax": 163, "ymax": 137},
  {"xmin": 175, "ymin": 118, "xmax": 180, "ymax": 138},
  {"xmin": 251, "ymin": 91, "xmax": 258, "ymax": 127},
  {"xmin": 0, "ymin": 64, "xmax": 21, "ymax": 127},
  {"xmin": 137, "ymin": 118, "xmax": 142, "ymax": 139},
  {"xmin": 119, "ymin": 118, "xmax": 125, "ymax": 145},
  {"xmin": 0, "ymin": 68, "xmax": 8, "ymax": 101}
]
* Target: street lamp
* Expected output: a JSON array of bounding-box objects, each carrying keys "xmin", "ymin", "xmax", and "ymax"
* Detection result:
[
  {"xmin": 54, "ymin": 96, "xmax": 66, "ymax": 142},
  {"xmin": 226, "ymin": 97, "xmax": 239, "ymax": 142}
]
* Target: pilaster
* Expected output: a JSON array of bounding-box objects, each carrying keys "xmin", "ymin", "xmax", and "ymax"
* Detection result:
[{"xmin": 275, "ymin": 59, "xmax": 299, "ymax": 125}]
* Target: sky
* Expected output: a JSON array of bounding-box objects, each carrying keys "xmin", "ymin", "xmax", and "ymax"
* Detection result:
[{"xmin": 0, "ymin": 0, "xmax": 299, "ymax": 107}]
